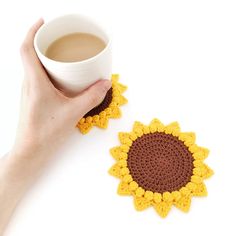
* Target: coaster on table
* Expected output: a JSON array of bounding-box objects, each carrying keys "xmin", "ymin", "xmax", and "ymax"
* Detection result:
[
  {"xmin": 109, "ymin": 119, "xmax": 213, "ymax": 218},
  {"xmin": 77, "ymin": 74, "xmax": 127, "ymax": 134}
]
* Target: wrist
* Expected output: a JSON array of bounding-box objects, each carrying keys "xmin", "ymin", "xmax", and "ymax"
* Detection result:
[
  {"xmin": 13, "ymin": 131, "xmax": 63, "ymax": 162},
  {"xmin": 1, "ymin": 152, "xmax": 35, "ymax": 188},
  {"xmin": 2, "ymin": 145, "xmax": 51, "ymax": 189}
]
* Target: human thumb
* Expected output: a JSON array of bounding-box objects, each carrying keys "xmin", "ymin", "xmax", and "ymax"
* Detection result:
[{"xmin": 71, "ymin": 79, "xmax": 112, "ymax": 117}]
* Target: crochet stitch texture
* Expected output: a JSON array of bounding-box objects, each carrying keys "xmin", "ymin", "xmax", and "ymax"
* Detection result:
[
  {"xmin": 77, "ymin": 74, "xmax": 127, "ymax": 134},
  {"xmin": 109, "ymin": 119, "xmax": 213, "ymax": 217}
]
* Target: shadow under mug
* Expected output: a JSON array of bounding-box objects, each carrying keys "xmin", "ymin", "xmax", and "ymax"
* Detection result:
[{"xmin": 34, "ymin": 14, "xmax": 112, "ymax": 96}]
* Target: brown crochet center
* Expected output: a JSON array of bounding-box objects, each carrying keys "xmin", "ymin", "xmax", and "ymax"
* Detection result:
[
  {"xmin": 127, "ymin": 132, "xmax": 194, "ymax": 193},
  {"xmin": 84, "ymin": 88, "xmax": 113, "ymax": 117}
]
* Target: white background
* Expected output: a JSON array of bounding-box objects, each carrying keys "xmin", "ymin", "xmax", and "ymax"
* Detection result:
[{"xmin": 0, "ymin": 0, "xmax": 235, "ymax": 235}]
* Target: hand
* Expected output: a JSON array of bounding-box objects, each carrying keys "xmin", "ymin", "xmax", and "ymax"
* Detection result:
[{"xmin": 13, "ymin": 18, "xmax": 111, "ymax": 158}]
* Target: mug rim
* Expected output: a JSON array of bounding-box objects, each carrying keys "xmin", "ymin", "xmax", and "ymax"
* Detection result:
[{"xmin": 34, "ymin": 13, "xmax": 111, "ymax": 66}]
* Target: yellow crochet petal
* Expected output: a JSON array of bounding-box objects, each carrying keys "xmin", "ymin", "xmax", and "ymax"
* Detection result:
[
  {"xmin": 179, "ymin": 132, "xmax": 196, "ymax": 146},
  {"xmin": 193, "ymin": 147, "xmax": 209, "ymax": 160},
  {"xmin": 143, "ymin": 125, "xmax": 150, "ymax": 134},
  {"xmin": 110, "ymin": 147, "xmax": 128, "ymax": 161},
  {"xmin": 103, "ymin": 108, "xmax": 112, "ymax": 117},
  {"xmin": 171, "ymin": 191, "xmax": 181, "ymax": 202},
  {"xmin": 96, "ymin": 117, "xmax": 109, "ymax": 129},
  {"xmin": 112, "ymin": 86, "xmax": 120, "ymax": 94},
  {"xmin": 188, "ymin": 144, "xmax": 199, "ymax": 153},
  {"xmin": 191, "ymin": 175, "xmax": 203, "ymax": 184},
  {"xmin": 162, "ymin": 192, "xmax": 173, "ymax": 203},
  {"xmin": 120, "ymin": 144, "xmax": 130, "ymax": 152},
  {"xmin": 77, "ymin": 122, "xmax": 93, "ymax": 134},
  {"xmin": 133, "ymin": 121, "xmax": 145, "ymax": 137},
  {"xmin": 111, "ymin": 74, "xmax": 119, "ymax": 83},
  {"xmin": 149, "ymin": 118, "xmax": 165, "ymax": 133},
  {"xmin": 117, "ymin": 181, "xmax": 132, "ymax": 195},
  {"xmin": 129, "ymin": 132, "xmax": 138, "ymax": 141},
  {"xmin": 192, "ymin": 182, "xmax": 208, "ymax": 196},
  {"xmin": 109, "ymin": 106, "xmax": 121, "ymax": 118},
  {"xmin": 120, "ymin": 167, "xmax": 130, "ymax": 176},
  {"xmin": 118, "ymin": 132, "xmax": 132, "ymax": 146},
  {"xmin": 128, "ymin": 181, "xmax": 138, "ymax": 191},
  {"xmin": 135, "ymin": 187, "xmax": 145, "ymax": 197},
  {"xmin": 174, "ymin": 195, "xmax": 191, "ymax": 212},
  {"xmin": 153, "ymin": 201, "xmax": 172, "ymax": 218},
  {"xmin": 116, "ymin": 83, "xmax": 127, "ymax": 93},
  {"xmin": 118, "ymin": 132, "xmax": 130, "ymax": 140},
  {"xmin": 193, "ymin": 160, "xmax": 204, "ymax": 168},
  {"xmin": 117, "ymin": 95, "xmax": 128, "ymax": 105},
  {"xmin": 179, "ymin": 187, "xmax": 191, "ymax": 196},
  {"xmin": 92, "ymin": 115, "xmax": 100, "ymax": 124},
  {"xmin": 201, "ymin": 164, "xmax": 214, "ymax": 178},
  {"xmin": 133, "ymin": 121, "xmax": 145, "ymax": 129},
  {"xmin": 164, "ymin": 122, "xmax": 181, "ymax": 136},
  {"xmin": 109, "ymin": 163, "xmax": 122, "ymax": 178},
  {"xmin": 134, "ymin": 196, "xmax": 151, "ymax": 211},
  {"xmin": 193, "ymin": 164, "xmax": 214, "ymax": 179},
  {"xmin": 122, "ymin": 174, "xmax": 133, "ymax": 183}
]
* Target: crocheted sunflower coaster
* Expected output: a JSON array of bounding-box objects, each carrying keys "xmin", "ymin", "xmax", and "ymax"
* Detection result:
[
  {"xmin": 77, "ymin": 74, "xmax": 127, "ymax": 134},
  {"xmin": 109, "ymin": 119, "xmax": 213, "ymax": 218}
]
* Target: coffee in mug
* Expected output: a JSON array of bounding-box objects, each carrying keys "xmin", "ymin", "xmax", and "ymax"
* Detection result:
[{"xmin": 45, "ymin": 33, "xmax": 106, "ymax": 63}]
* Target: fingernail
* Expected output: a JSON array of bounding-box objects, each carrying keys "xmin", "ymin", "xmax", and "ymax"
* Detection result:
[{"xmin": 102, "ymin": 79, "xmax": 111, "ymax": 90}]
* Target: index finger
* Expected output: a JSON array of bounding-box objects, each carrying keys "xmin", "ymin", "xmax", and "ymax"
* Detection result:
[{"xmin": 20, "ymin": 18, "xmax": 48, "ymax": 80}]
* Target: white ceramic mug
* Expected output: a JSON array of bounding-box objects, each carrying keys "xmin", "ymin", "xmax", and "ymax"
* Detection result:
[{"xmin": 34, "ymin": 14, "xmax": 112, "ymax": 96}]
